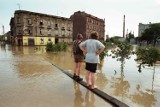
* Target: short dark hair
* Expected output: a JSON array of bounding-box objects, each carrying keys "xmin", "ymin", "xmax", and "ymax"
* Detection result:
[
  {"xmin": 77, "ymin": 33, "xmax": 83, "ymax": 40},
  {"xmin": 90, "ymin": 31, "xmax": 99, "ymax": 39}
]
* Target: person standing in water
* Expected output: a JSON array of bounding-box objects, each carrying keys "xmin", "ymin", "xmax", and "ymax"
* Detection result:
[
  {"xmin": 73, "ymin": 33, "xmax": 85, "ymax": 81},
  {"xmin": 79, "ymin": 31, "xmax": 105, "ymax": 89}
]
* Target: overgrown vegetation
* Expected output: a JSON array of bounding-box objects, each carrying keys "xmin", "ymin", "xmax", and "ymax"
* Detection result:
[
  {"xmin": 135, "ymin": 47, "xmax": 160, "ymax": 72},
  {"xmin": 46, "ymin": 42, "xmax": 68, "ymax": 52}
]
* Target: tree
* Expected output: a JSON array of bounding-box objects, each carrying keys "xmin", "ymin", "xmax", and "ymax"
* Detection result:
[
  {"xmin": 141, "ymin": 23, "xmax": 160, "ymax": 46},
  {"xmin": 126, "ymin": 32, "xmax": 135, "ymax": 42}
]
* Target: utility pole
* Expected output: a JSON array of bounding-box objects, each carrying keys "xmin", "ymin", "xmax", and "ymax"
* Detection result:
[{"xmin": 123, "ymin": 15, "xmax": 125, "ymax": 38}]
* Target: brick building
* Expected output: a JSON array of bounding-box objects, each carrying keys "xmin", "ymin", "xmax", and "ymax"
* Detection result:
[
  {"xmin": 10, "ymin": 10, "xmax": 73, "ymax": 46},
  {"xmin": 70, "ymin": 11, "xmax": 105, "ymax": 41}
]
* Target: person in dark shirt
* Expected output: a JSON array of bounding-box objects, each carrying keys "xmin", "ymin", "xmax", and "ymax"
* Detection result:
[{"xmin": 73, "ymin": 33, "xmax": 85, "ymax": 81}]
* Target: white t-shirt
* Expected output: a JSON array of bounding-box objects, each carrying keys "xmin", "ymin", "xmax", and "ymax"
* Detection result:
[{"xmin": 79, "ymin": 39, "xmax": 105, "ymax": 63}]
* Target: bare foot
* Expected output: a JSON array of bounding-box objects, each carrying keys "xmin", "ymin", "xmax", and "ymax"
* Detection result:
[
  {"xmin": 87, "ymin": 83, "xmax": 91, "ymax": 87},
  {"xmin": 91, "ymin": 86, "xmax": 97, "ymax": 89}
]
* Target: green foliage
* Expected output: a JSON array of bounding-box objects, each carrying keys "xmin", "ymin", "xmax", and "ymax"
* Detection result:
[
  {"xmin": 99, "ymin": 41, "xmax": 108, "ymax": 60},
  {"xmin": 135, "ymin": 47, "xmax": 160, "ymax": 66},
  {"xmin": 46, "ymin": 42, "xmax": 54, "ymax": 51},
  {"xmin": 111, "ymin": 41, "xmax": 133, "ymax": 62},
  {"xmin": 128, "ymin": 32, "xmax": 135, "ymax": 39},
  {"xmin": 141, "ymin": 23, "xmax": 160, "ymax": 46},
  {"xmin": 110, "ymin": 37, "xmax": 119, "ymax": 43},
  {"xmin": 126, "ymin": 32, "xmax": 134, "ymax": 42},
  {"xmin": 46, "ymin": 42, "xmax": 68, "ymax": 52}
]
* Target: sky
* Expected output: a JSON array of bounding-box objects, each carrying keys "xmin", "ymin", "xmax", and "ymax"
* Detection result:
[{"xmin": 0, "ymin": 0, "xmax": 160, "ymax": 37}]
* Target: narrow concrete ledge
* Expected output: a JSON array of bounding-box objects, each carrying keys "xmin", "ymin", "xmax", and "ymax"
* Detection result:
[{"xmin": 52, "ymin": 64, "xmax": 129, "ymax": 107}]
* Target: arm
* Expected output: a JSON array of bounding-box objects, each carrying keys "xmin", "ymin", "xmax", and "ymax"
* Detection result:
[
  {"xmin": 96, "ymin": 47, "xmax": 105, "ymax": 55},
  {"xmin": 79, "ymin": 41, "xmax": 87, "ymax": 54},
  {"xmin": 96, "ymin": 41, "xmax": 105, "ymax": 55}
]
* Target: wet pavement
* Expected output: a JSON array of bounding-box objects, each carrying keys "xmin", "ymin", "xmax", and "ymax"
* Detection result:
[{"xmin": 0, "ymin": 45, "xmax": 113, "ymax": 107}]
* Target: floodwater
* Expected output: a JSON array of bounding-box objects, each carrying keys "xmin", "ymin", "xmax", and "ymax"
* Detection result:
[
  {"xmin": 0, "ymin": 44, "xmax": 160, "ymax": 107},
  {"xmin": 0, "ymin": 45, "xmax": 113, "ymax": 107}
]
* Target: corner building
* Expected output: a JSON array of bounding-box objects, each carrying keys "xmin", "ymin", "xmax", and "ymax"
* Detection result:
[
  {"xmin": 70, "ymin": 11, "xmax": 105, "ymax": 41},
  {"xmin": 10, "ymin": 10, "xmax": 73, "ymax": 46}
]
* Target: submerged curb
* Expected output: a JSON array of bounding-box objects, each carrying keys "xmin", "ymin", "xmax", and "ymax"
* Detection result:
[{"xmin": 52, "ymin": 64, "xmax": 129, "ymax": 107}]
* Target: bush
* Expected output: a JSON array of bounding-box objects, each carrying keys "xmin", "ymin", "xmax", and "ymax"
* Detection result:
[
  {"xmin": 135, "ymin": 47, "xmax": 160, "ymax": 66},
  {"xmin": 46, "ymin": 42, "xmax": 68, "ymax": 52},
  {"xmin": 46, "ymin": 42, "xmax": 54, "ymax": 51}
]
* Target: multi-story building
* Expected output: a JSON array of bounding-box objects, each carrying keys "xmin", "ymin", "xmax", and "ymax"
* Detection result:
[
  {"xmin": 138, "ymin": 22, "xmax": 160, "ymax": 37},
  {"xmin": 138, "ymin": 23, "xmax": 151, "ymax": 37},
  {"xmin": 70, "ymin": 11, "xmax": 105, "ymax": 41},
  {"xmin": 10, "ymin": 10, "xmax": 73, "ymax": 46}
]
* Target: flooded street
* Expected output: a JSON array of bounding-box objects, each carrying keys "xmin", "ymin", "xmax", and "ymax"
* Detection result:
[
  {"xmin": 0, "ymin": 45, "xmax": 160, "ymax": 107},
  {"xmin": 0, "ymin": 45, "xmax": 113, "ymax": 107}
]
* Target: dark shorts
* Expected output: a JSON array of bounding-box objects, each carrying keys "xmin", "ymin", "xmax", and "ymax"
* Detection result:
[
  {"xmin": 85, "ymin": 62, "xmax": 97, "ymax": 73},
  {"xmin": 74, "ymin": 54, "xmax": 84, "ymax": 63}
]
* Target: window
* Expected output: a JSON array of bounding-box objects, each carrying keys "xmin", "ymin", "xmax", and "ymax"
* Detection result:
[
  {"xmin": 48, "ymin": 21, "xmax": 51, "ymax": 26},
  {"xmin": 40, "ymin": 38, "xmax": 44, "ymax": 44},
  {"xmin": 40, "ymin": 29, "xmax": 43, "ymax": 35},
  {"xmin": 55, "ymin": 24, "xmax": 58, "ymax": 27},
  {"xmin": 48, "ymin": 29, "xmax": 51, "ymax": 36},
  {"xmin": 55, "ymin": 31, "xmax": 58, "ymax": 35},
  {"xmin": 40, "ymin": 19, "xmax": 43, "ymax": 25},
  {"xmin": 18, "ymin": 29, "xmax": 22, "ymax": 34},
  {"xmin": 17, "ymin": 17, "xmax": 21, "ymax": 24},
  {"xmin": 55, "ymin": 24, "xmax": 58, "ymax": 30},
  {"xmin": 67, "ymin": 23, "xmax": 71, "ymax": 31},
  {"xmin": 28, "ymin": 29, "xmax": 31, "ymax": 34},
  {"xmin": 28, "ymin": 19, "xmax": 32, "ymax": 25},
  {"xmin": 61, "ymin": 27, "xmax": 65, "ymax": 30},
  {"xmin": 61, "ymin": 31, "xmax": 65, "ymax": 35}
]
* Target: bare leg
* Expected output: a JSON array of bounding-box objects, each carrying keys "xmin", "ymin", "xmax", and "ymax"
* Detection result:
[
  {"xmin": 91, "ymin": 72, "xmax": 96, "ymax": 89},
  {"xmin": 77, "ymin": 62, "xmax": 82, "ymax": 76},
  {"xmin": 74, "ymin": 63, "xmax": 78, "ymax": 76},
  {"xmin": 86, "ymin": 70, "xmax": 91, "ymax": 86}
]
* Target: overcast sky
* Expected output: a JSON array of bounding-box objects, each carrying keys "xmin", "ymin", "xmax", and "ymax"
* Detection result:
[{"xmin": 0, "ymin": 0, "xmax": 160, "ymax": 37}]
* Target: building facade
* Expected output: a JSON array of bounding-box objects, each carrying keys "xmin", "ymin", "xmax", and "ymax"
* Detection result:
[
  {"xmin": 70, "ymin": 11, "xmax": 105, "ymax": 41},
  {"xmin": 10, "ymin": 10, "xmax": 73, "ymax": 46},
  {"xmin": 138, "ymin": 23, "xmax": 151, "ymax": 37},
  {"xmin": 138, "ymin": 22, "xmax": 160, "ymax": 37}
]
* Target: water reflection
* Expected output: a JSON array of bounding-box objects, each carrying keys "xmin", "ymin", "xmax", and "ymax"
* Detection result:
[
  {"xmin": 96, "ymin": 72, "xmax": 108, "ymax": 90},
  {"xmin": 129, "ymin": 66, "xmax": 157, "ymax": 107},
  {"xmin": 111, "ymin": 71, "xmax": 130, "ymax": 99},
  {"xmin": 130, "ymin": 84, "xmax": 157, "ymax": 107},
  {"xmin": 0, "ymin": 45, "xmax": 6, "ymax": 52},
  {"xmin": 73, "ymin": 82, "xmax": 84, "ymax": 107},
  {"xmin": 85, "ymin": 90, "xmax": 95, "ymax": 107},
  {"xmin": 1, "ymin": 45, "xmax": 160, "ymax": 107}
]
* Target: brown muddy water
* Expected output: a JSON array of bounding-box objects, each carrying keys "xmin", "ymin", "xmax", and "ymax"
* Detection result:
[
  {"xmin": 0, "ymin": 45, "xmax": 113, "ymax": 107},
  {"xmin": 0, "ymin": 45, "xmax": 160, "ymax": 107}
]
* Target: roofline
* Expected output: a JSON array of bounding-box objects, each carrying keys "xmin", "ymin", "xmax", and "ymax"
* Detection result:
[
  {"xmin": 74, "ymin": 11, "xmax": 105, "ymax": 22},
  {"xmin": 14, "ymin": 10, "xmax": 71, "ymax": 20}
]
